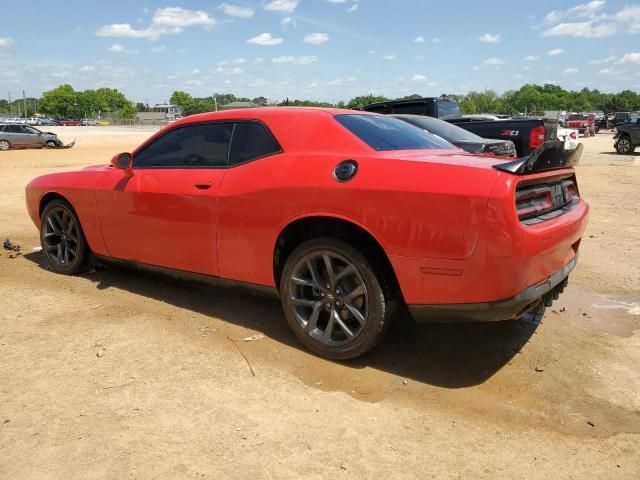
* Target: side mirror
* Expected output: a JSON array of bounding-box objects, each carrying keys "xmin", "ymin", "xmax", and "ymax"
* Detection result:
[{"xmin": 111, "ymin": 152, "xmax": 133, "ymax": 177}]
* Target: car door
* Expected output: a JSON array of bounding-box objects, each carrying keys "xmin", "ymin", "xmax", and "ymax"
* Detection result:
[
  {"xmin": 4, "ymin": 125, "xmax": 24, "ymax": 147},
  {"xmin": 22, "ymin": 126, "xmax": 45, "ymax": 147},
  {"xmin": 95, "ymin": 121, "xmax": 234, "ymax": 275}
]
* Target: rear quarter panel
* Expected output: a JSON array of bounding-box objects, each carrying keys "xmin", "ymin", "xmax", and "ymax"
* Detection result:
[{"xmin": 217, "ymin": 147, "xmax": 499, "ymax": 287}]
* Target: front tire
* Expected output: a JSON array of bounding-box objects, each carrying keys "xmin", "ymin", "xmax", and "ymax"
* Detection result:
[
  {"xmin": 45, "ymin": 140, "xmax": 57, "ymax": 148},
  {"xmin": 40, "ymin": 199, "xmax": 92, "ymax": 274},
  {"xmin": 616, "ymin": 136, "xmax": 635, "ymax": 154},
  {"xmin": 280, "ymin": 238, "xmax": 395, "ymax": 360}
]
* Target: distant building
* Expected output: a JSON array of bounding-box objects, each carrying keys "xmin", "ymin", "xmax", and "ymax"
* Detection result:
[
  {"xmin": 150, "ymin": 103, "xmax": 182, "ymax": 118},
  {"xmin": 135, "ymin": 104, "xmax": 183, "ymax": 125},
  {"xmin": 220, "ymin": 101, "xmax": 259, "ymax": 110}
]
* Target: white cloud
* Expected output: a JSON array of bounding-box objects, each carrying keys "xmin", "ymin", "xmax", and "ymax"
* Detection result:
[
  {"xmin": 79, "ymin": 65, "xmax": 95, "ymax": 72},
  {"xmin": 247, "ymin": 32, "xmax": 283, "ymax": 46},
  {"xmin": 524, "ymin": 55, "xmax": 539, "ymax": 61},
  {"xmin": 108, "ymin": 43, "xmax": 138, "ymax": 54},
  {"xmin": 347, "ymin": 3, "xmax": 359, "ymax": 13},
  {"xmin": 619, "ymin": 52, "xmax": 640, "ymax": 64},
  {"xmin": 253, "ymin": 57, "xmax": 264, "ymax": 64},
  {"xmin": 264, "ymin": 0, "xmax": 299, "ymax": 13},
  {"xmin": 482, "ymin": 57, "xmax": 504, "ymax": 65},
  {"xmin": 543, "ymin": 1, "xmax": 606, "ymax": 24},
  {"xmin": 217, "ymin": 3, "xmax": 255, "ymax": 18},
  {"xmin": 383, "ymin": 54, "xmax": 396, "ymax": 60},
  {"xmin": 478, "ymin": 33, "xmax": 501, "ymax": 43},
  {"xmin": 413, "ymin": 36, "xmax": 425, "ymax": 43},
  {"xmin": 272, "ymin": 55, "xmax": 317, "ymax": 64},
  {"xmin": 191, "ymin": 68, "xmax": 201, "ymax": 74},
  {"xmin": 152, "ymin": 7, "xmax": 215, "ymax": 27},
  {"xmin": 543, "ymin": 21, "xmax": 616, "ymax": 38},
  {"xmin": 412, "ymin": 74, "xmax": 428, "ymax": 82},
  {"xmin": 304, "ymin": 32, "xmax": 329, "ymax": 44},
  {"xmin": 564, "ymin": 67, "xmax": 578, "ymax": 75},
  {"xmin": 547, "ymin": 48, "xmax": 564, "ymax": 56},
  {"xmin": 614, "ymin": 6, "xmax": 640, "ymax": 33},
  {"xmin": 327, "ymin": 76, "xmax": 355, "ymax": 86},
  {"xmin": 281, "ymin": 17, "xmax": 295, "ymax": 29},
  {"xmin": 96, "ymin": 23, "xmax": 180, "ymax": 40},
  {"xmin": 432, "ymin": 37, "xmax": 442, "ymax": 44},
  {"xmin": 326, "ymin": 0, "xmax": 348, "ymax": 3},
  {"xmin": 151, "ymin": 45, "xmax": 168, "ymax": 53},
  {"xmin": 599, "ymin": 67, "xmax": 624, "ymax": 75},
  {"xmin": 0, "ymin": 37, "xmax": 13, "ymax": 47},
  {"xmin": 589, "ymin": 55, "xmax": 616, "ymax": 64},
  {"xmin": 216, "ymin": 66, "xmax": 244, "ymax": 75}
]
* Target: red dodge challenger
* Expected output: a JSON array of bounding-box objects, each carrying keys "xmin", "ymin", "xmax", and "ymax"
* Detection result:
[{"xmin": 26, "ymin": 108, "xmax": 589, "ymax": 359}]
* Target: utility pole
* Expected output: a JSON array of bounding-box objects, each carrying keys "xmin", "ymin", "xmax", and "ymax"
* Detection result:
[
  {"xmin": 22, "ymin": 90, "xmax": 27, "ymax": 118},
  {"xmin": 7, "ymin": 92, "xmax": 11, "ymax": 114}
]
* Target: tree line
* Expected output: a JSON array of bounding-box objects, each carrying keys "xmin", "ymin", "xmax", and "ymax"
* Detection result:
[{"xmin": 4, "ymin": 83, "xmax": 640, "ymax": 119}]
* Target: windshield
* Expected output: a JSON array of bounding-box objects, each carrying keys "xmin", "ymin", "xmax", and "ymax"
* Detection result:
[
  {"xmin": 334, "ymin": 114, "xmax": 456, "ymax": 151},
  {"xmin": 436, "ymin": 99, "xmax": 462, "ymax": 120},
  {"xmin": 394, "ymin": 115, "xmax": 484, "ymax": 143},
  {"xmin": 568, "ymin": 114, "xmax": 587, "ymax": 120}
]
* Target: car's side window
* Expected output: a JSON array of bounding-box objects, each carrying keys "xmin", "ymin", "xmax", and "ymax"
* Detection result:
[
  {"xmin": 134, "ymin": 122, "xmax": 234, "ymax": 168},
  {"xmin": 7, "ymin": 125, "xmax": 21, "ymax": 133},
  {"xmin": 228, "ymin": 122, "xmax": 281, "ymax": 166}
]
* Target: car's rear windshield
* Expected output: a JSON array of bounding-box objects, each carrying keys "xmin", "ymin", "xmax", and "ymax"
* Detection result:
[
  {"xmin": 568, "ymin": 114, "xmax": 587, "ymax": 120},
  {"xmin": 436, "ymin": 99, "xmax": 462, "ymax": 120},
  {"xmin": 334, "ymin": 114, "xmax": 455, "ymax": 151}
]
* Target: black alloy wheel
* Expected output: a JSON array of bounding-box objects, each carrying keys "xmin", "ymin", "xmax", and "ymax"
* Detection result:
[
  {"xmin": 280, "ymin": 237, "xmax": 395, "ymax": 360},
  {"xmin": 40, "ymin": 199, "xmax": 91, "ymax": 274}
]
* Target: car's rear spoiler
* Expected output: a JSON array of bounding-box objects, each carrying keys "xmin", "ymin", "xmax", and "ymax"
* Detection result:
[{"xmin": 492, "ymin": 140, "xmax": 582, "ymax": 175}]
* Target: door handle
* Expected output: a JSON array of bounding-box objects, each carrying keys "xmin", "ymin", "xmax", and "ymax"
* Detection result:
[{"xmin": 194, "ymin": 181, "xmax": 213, "ymax": 190}]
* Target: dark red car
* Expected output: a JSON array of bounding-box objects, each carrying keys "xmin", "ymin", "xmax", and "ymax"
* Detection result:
[{"xmin": 26, "ymin": 108, "xmax": 589, "ymax": 359}]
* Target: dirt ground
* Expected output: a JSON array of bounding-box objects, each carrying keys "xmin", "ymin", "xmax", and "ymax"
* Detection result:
[{"xmin": 1, "ymin": 126, "xmax": 638, "ymax": 479}]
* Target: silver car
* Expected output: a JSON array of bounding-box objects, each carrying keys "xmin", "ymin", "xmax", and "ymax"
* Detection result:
[{"xmin": 0, "ymin": 124, "xmax": 62, "ymax": 150}]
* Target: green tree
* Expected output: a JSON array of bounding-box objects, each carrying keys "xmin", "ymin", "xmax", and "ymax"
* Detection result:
[{"xmin": 170, "ymin": 90, "xmax": 194, "ymax": 109}]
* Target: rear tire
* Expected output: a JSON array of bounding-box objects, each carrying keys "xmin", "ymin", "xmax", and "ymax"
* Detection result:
[
  {"xmin": 279, "ymin": 237, "xmax": 396, "ymax": 360},
  {"xmin": 40, "ymin": 199, "xmax": 92, "ymax": 275},
  {"xmin": 0, "ymin": 140, "xmax": 10, "ymax": 151}
]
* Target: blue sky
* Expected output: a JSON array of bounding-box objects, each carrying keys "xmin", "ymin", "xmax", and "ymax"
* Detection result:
[{"xmin": 1, "ymin": 0, "xmax": 640, "ymax": 104}]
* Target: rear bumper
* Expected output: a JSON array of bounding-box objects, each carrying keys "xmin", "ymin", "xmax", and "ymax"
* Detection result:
[{"xmin": 409, "ymin": 255, "xmax": 577, "ymax": 323}]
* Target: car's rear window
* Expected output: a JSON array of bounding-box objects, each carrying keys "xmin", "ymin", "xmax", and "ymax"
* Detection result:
[
  {"xmin": 568, "ymin": 114, "xmax": 587, "ymax": 120},
  {"xmin": 334, "ymin": 114, "xmax": 455, "ymax": 151}
]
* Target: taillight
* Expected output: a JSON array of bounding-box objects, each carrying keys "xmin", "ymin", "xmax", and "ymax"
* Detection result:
[
  {"xmin": 516, "ymin": 186, "xmax": 553, "ymax": 220},
  {"xmin": 516, "ymin": 178, "xmax": 579, "ymax": 222},
  {"xmin": 529, "ymin": 126, "xmax": 545, "ymax": 149}
]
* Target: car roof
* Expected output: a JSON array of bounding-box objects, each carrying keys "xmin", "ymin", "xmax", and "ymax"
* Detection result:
[{"xmin": 172, "ymin": 106, "xmax": 374, "ymax": 127}]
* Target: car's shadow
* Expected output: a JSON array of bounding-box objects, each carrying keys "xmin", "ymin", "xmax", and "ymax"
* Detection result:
[
  {"xmin": 24, "ymin": 252, "xmax": 540, "ymax": 389},
  {"xmin": 598, "ymin": 151, "xmax": 640, "ymax": 157}
]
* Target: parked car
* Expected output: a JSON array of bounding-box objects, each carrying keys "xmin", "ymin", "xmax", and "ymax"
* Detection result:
[
  {"xmin": 613, "ymin": 116, "xmax": 640, "ymax": 154},
  {"xmin": 0, "ymin": 124, "xmax": 63, "ymax": 150},
  {"xmin": 566, "ymin": 113, "xmax": 596, "ymax": 137},
  {"xmin": 25, "ymin": 108, "xmax": 589, "ymax": 359},
  {"xmin": 392, "ymin": 114, "xmax": 516, "ymax": 157},
  {"xmin": 362, "ymin": 95, "xmax": 463, "ymax": 119},
  {"xmin": 363, "ymin": 97, "xmax": 548, "ymax": 156},
  {"xmin": 609, "ymin": 112, "xmax": 631, "ymax": 129},
  {"xmin": 56, "ymin": 119, "xmax": 80, "ymax": 126},
  {"xmin": 80, "ymin": 119, "xmax": 98, "ymax": 126}
]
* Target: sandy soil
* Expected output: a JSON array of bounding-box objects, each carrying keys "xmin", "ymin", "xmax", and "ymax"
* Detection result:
[{"xmin": 1, "ymin": 127, "xmax": 639, "ymax": 479}]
